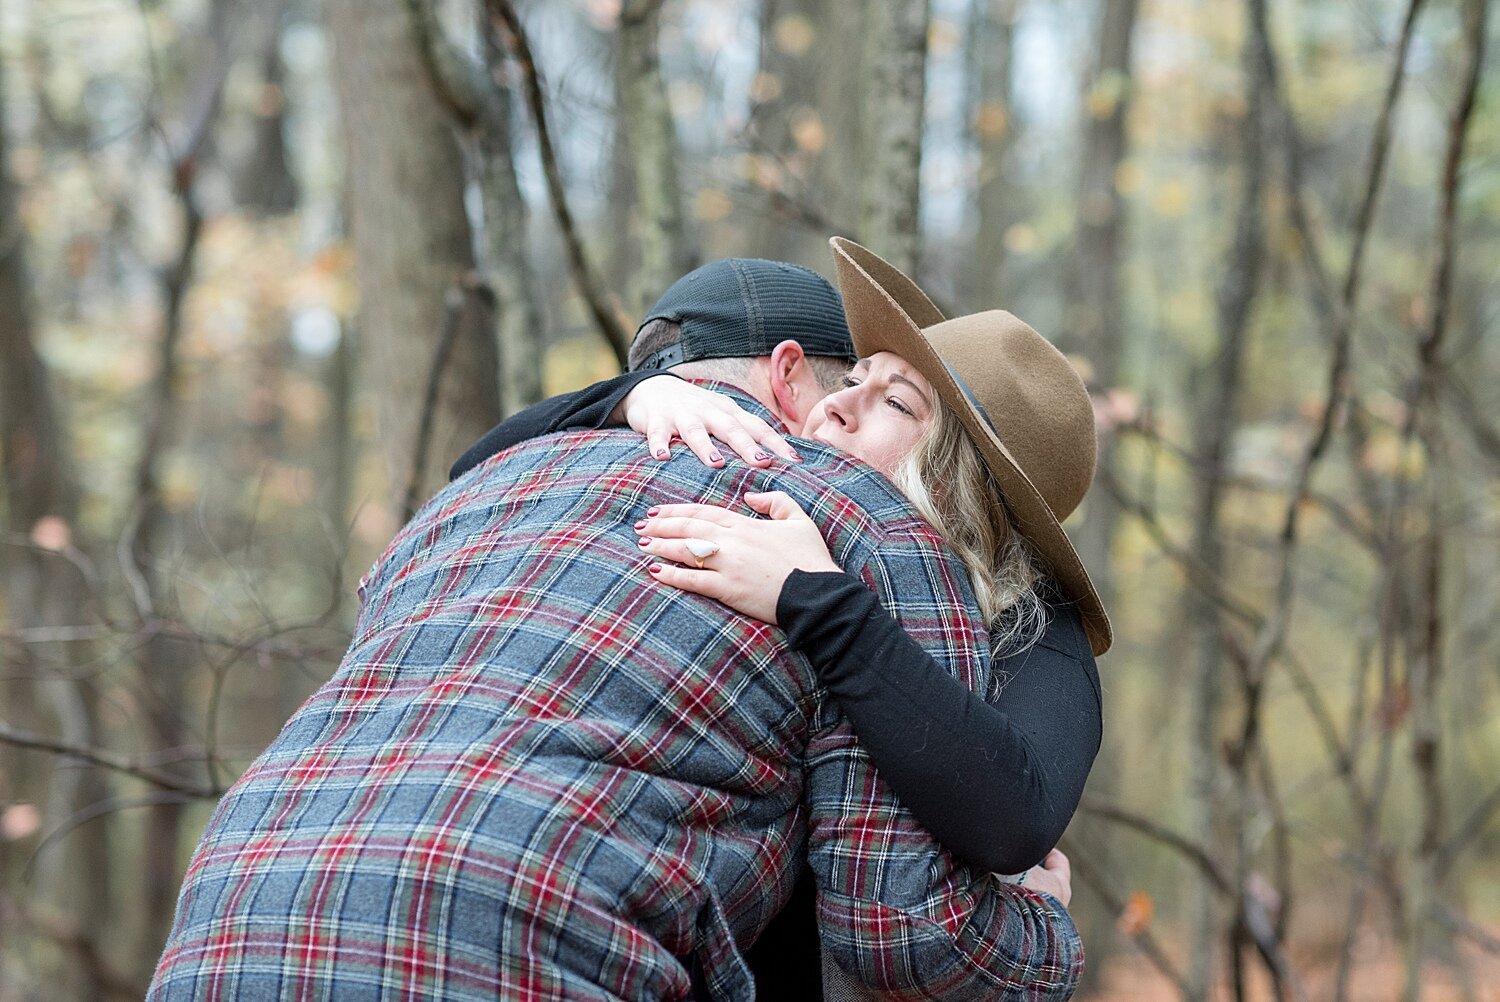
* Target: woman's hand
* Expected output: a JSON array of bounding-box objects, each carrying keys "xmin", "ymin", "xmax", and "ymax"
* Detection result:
[
  {"xmin": 1019, "ymin": 849, "xmax": 1072, "ymax": 908},
  {"xmin": 636, "ymin": 491, "xmax": 839, "ymax": 624},
  {"xmin": 616, "ymin": 376, "xmax": 800, "ymax": 468}
]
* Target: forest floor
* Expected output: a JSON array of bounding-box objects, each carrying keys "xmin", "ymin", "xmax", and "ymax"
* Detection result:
[{"xmin": 1092, "ymin": 934, "xmax": 1500, "ymax": 1001}]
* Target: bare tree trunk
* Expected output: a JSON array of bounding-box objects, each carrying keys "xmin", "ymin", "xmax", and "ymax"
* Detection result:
[
  {"xmin": 406, "ymin": 0, "xmax": 549, "ymax": 416},
  {"xmin": 320, "ymin": 318, "xmax": 357, "ymax": 623},
  {"xmin": 607, "ymin": 87, "xmax": 638, "ymax": 287},
  {"xmin": 130, "ymin": 157, "xmax": 206, "ymax": 978},
  {"xmin": 1185, "ymin": 4, "xmax": 1269, "ymax": 994},
  {"xmin": 325, "ymin": 0, "xmax": 501, "ymax": 508},
  {"xmin": 488, "ymin": 0, "xmax": 632, "ymax": 368},
  {"xmin": 746, "ymin": 0, "xmax": 810, "ymax": 262},
  {"xmin": 233, "ymin": 0, "xmax": 300, "ymax": 216},
  {"xmin": 1068, "ymin": 0, "xmax": 1136, "ymax": 619},
  {"xmin": 478, "ymin": 14, "xmax": 546, "ymax": 413},
  {"xmin": 0, "ymin": 59, "xmax": 114, "ymax": 998},
  {"xmin": 617, "ymin": 0, "xmax": 693, "ymax": 315},
  {"xmin": 965, "ymin": 0, "xmax": 1020, "ymax": 307},
  {"xmin": 1400, "ymin": 1, "xmax": 1485, "ymax": 991},
  {"xmin": 1064, "ymin": 0, "xmax": 1138, "ymax": 989},
  {"xmin": 743, "ymin": 0, "xmax": 853, "ymax": 264},
  {"xmin": 859, "ymin": 0, "xmax": 929, "ymax": 275}
]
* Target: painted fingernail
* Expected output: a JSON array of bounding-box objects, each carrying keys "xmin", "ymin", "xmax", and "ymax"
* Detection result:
[
  {"xmin": 634, "ymin": 520, "xmax": 647, "ymax": 531},
  {"xmin": 648, "ymin": 564, "xmax": 663, "ymax": 573},
  {"xmin": 647, "ymin": 507, "xmax": 660, "ymax": 516},
  {"xmin": 637, "ymin": 536, "xmax": 650, "ymax": 547},
  {"xmin": 753, "ymin": 452, "xmax": 770, "ymax": 462},
  {"xmin": 655, "ymin": 448, "xmax": 670, "ymax": 460},
  {"xmin": 708, "ymin": 451, "xmax": 724, "ymax": 464},
  {"xmin": 789, "ymin": 450, "xmax": 803, "ymax": 462}
]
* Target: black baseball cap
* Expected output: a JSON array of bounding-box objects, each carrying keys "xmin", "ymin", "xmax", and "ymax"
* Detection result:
[{"xmin": 631, "ymin": 258, "xmax": 857, "ymax": 371}]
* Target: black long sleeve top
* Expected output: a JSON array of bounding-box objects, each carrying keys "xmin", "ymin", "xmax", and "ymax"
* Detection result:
[{"xmin": 451, "ymin": 374, "xmax": 1104, "ymax": 997}]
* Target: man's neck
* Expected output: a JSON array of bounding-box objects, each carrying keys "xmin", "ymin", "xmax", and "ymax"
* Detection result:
[{"xmin": 675, "ymin": 377, "xmax": 789, "ymax": 435}]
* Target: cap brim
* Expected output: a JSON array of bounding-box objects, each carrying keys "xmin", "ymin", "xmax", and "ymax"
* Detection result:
[{"xmin": 830, "ymin": 237, "xmax": 1113, "ymax": 656}]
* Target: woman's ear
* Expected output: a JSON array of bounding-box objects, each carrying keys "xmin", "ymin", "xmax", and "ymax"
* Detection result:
[{"xmin": 767, "ymin": 339, "xmax": 809, "ymax": 427}]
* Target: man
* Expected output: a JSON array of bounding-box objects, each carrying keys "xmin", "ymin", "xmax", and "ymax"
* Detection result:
[{"xmin": 149, "ymin": 259, "xmax": 1081, "ymax": 1000}]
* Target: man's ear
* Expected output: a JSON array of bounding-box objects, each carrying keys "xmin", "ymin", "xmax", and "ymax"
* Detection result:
[{"xmin": 767, "ymin": 339, "xmax": 809, "ymax": 426}]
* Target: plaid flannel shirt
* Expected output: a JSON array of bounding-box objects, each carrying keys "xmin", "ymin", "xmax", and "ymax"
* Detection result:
[{"xmin": 149, "ymin": 390, "xmax": 1082, "ymax": 1001}]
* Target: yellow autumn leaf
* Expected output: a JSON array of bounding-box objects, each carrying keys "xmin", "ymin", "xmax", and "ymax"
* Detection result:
[
  {"xmin": 30, "ymin": 516, "xmax": 72, "ymax": 552},
  {"xmin": 1153, "ymin": 180, "xmax": 1191, "ymax": 218},
  {"xmin": 749, "ymin": 71, "xmax": 782, "ymax": 104},
  {"xmin": 1088, "ymin": 70, "xmax": 1128, "ymax": 119},
  {"xmin": 974, "ymin": 102, "xmax": 1009, "ymax": 140},
  {"xmin": 668, "ymin": 80, "xmax": 705, "ymax": 117},
  {"xmin": 1361, "ymin": 430, "xmax": 1425, "ymax": 480},
  {"xmin": 694, "ymin": 189, "xmax": 734, "ymax": 224},
  {"xmin": 1, "ymin": 804, "xmax": 41, "ymax": 842},
  {"xmin": 161, "ymin": 459, "xmax": 202, "ymax": 513},
  {"xmin": 928, "ymin": 19, "xmax": 961, "ymax": 55},
  {"xmin": 1003, "ymin": 224, "xmax": 1039, "ymax": 254},
  {"xmin": 1118, "ymin": 890, "xmax": 1155, "ymax": 935},
  {"xmin": 790, "ymin": 108, "xmax": 826, "ymax": 154},
  {"xmin": 772, "ymin": 14, "xmax": 815, "ymax": 56}
]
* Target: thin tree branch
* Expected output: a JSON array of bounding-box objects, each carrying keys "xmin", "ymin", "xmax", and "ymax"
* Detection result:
[
  {"xmin": 123, "ymin": 21, "xmax": 233, "ymax": 578},
  {"xmin": 1079, "ymin": 795, "xmax": 1234, "ymax": 897},
  {"xmin": 1379, "ymin": 0, "xmax": 1486, "ymax": 987},
  {"xmin": 1435, "ymin": 779, "xmax": 1500, "ymax": 878},
  {"xmin": 1415, "ymin": 0, "xmax": 1484, "ymax": 393},
  {"xmin": 0, "ymin": 722, "xmax": 222, "ymax": 798},
  {"xmin": 1238, "ymin": 0, "xmax": 1427, "ymax": 730},
  {"xmin": 1433, "ymin": 901, "xmax": 1500, "ymax": 956},
  {"xmin": 403, "ymin": 0, "xmax": 488, "ymax": 127},
  {"xmin": 1444, "ymin": 374, "xmax": 1500, "ymax": 465},
  {"xmin": 1279, "ymin": 650, "xmax": 1371, "ymax": 822},
  {"xmin": 27, "ymin": 790, "xmax": 199, "ymax": 875},
  {"xmin": 485, "ymin": 0, "xmax": 631, "ymax": 367},
  {"xmin": 403, "ymin": 277, "xmax": 475, "ymax": 522},
  {"xmin": 1097, "ymin": 464, "xmax": 1265, "ymax": 629},
  {"xmin": 1061, "ymin": 836, "xmax": 1193, "ymax": 996}
]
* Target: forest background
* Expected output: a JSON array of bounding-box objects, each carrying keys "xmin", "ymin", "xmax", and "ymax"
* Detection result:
[{"xmin": 1, "ymin": 0, "xmax": 1497, "ymax": 999}]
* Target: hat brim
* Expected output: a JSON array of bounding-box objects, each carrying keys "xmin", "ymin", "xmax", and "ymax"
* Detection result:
[{"xmin": 830, "ymin": 237, "xmax": 1113, "ymax": 656}]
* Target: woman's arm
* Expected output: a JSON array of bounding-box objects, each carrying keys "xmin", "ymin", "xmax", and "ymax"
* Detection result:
[
  {"xmin": 638, "ymin": 493, "xmax": 1102, "ymax": 875},
  {"xmin": 779, "ymin": 570, "xmax": 1101, "ymax": 875},
  {"xmin": 449, "ymin": 372, "xmax": 799, "ymax": 481}
]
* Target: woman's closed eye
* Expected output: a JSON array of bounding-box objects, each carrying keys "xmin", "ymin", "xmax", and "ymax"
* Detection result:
[
  {"xmin": 886, "ymin": 396, "xmax": 914, "ymax": 416},
  {"xmin": 843, "ymin": 376, "xmax": 915, "ymax": 417}
]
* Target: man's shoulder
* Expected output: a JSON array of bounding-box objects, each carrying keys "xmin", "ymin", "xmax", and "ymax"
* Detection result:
[
  {"xmin": 768, "ymin": 443, "xmax": 930, "ymax": 537},
  {"xmin": 455, "ymin": 429, "xmax": 898, "ymax": 513},
  {"xmin": 446, "ymin": 427, "xmax": 940, "ymax": 562}
]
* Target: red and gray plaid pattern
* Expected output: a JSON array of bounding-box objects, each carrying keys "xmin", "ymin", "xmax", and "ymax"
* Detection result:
[{"xmin": 149, "ymin": 395, "xmax": 1083, "ymax": 1001}]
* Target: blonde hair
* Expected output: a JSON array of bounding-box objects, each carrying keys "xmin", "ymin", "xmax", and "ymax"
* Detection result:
[{"xmin": 890, "ymin": 398, "xmax": 1050, "ymax": 660}]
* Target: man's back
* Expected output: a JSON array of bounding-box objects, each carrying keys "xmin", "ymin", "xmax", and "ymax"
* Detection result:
[{"xmin": 148, "ymin": 413, "xmax": 1007, "ymax": 1001}]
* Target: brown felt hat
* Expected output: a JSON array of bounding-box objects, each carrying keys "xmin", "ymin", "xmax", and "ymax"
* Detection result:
[{"xmin": 830, "ymin": 236, "xmax": 1112, "ymax": 656}]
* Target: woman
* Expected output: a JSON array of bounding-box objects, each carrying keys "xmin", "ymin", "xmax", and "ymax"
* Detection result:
[{"xmin": 457, "ymin": 238, "xmax": 1107, "ymax": 997}]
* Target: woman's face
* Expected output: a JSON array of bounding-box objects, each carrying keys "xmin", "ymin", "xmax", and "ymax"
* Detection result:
[{"xmin": 801, "ymin": 352, "xmax": 936, "ymax": 476}]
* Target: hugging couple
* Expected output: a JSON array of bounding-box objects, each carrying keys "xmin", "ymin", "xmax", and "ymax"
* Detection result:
[{"xmin": 148, "ymin": 237, "xmax": 1111, "ymax": 1001}]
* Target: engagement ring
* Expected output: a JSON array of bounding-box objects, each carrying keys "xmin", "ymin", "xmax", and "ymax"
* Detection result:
[{"xmin": 684, "ymin": 538, "xmax": 720, "ymax": 569}]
